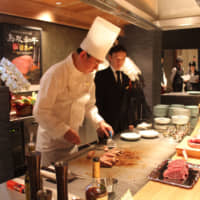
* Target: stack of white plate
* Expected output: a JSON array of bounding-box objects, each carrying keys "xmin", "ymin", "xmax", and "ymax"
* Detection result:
[
  {"xmin": 170, "ymin": 104, "xmax": 185, "ymax": 108},
  {"xmin": 184, "ymin": 105, "xmax": 199, "ymax": 117},
  {"xmin": 185, "ymin": 105, "xmax": 199, "ymax": 129},
  {"xmin": 190, "ymin": 117, "xmax": 199, "ymax": 129},
  {"xmin": 168, "ymin": 107, "xmax": 191, "ymax": 118},
  {"xmin": 153, "ymin": 104, "xmax": 169, "ymax": 117},
  {"xmin": 154, "ymin": 117, "xmax": 171, "ymax": 130}
]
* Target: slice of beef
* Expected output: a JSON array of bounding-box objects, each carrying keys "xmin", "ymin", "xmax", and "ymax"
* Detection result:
[
  {"xmin": 163, "ymin": 168, "xmax": 188, "ymax": 180},
  {"xmin": 163, "ymin": 159, "xmax": 189, "ymax": 181},
  {"xmin": 100, "ymin": 156, "xmax": 113, "ymax": 167},
  {"xmin": 168, "ymin": 159, "xmax": 188, "ymax": 168}
]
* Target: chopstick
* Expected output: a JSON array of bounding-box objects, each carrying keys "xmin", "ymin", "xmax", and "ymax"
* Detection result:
[{"xmin": 182, "ymin": 149, "xmax": 188, "ymax": 161}]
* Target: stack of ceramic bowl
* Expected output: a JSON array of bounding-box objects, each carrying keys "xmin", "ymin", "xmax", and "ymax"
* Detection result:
[
  {"xmin": 185, "ymin": 105, "xmax": 199, "ymax": 129},
  {"xmin": 154, "ymin": 117, "xmax": 171, "ymax": 130},
  {"xmin": 168, "ymin": 106, "xmax": 191, "ymax": 118},
  {"xmin": 153, "ymin": 104, "xmax": 169, "ymax": 117},
  {"xmin": 171, "ymin": 115, "xmax": 190, "ymax": 125}
]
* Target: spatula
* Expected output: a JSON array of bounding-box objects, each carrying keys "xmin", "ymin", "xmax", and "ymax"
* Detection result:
[{"xmin": 107, "ymin": 130, "xmax": 117, "ymax": 149}]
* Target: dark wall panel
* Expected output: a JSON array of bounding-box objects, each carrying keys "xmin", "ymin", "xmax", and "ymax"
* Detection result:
[
  {"xmin": 120, "ymin": 25, "xmax": 162, "ymax": 107},
  {"xmin": 163, "ymin": 28, "xmax": 200, "ymax": 49}
]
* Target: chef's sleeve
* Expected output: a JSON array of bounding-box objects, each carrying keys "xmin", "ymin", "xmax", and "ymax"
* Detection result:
[
  {"xmin": 33, "ymin": 70, "xmax": 70, "ymax": 139},
  {"xmin": 85, "ymin": 82, "xmax": 104, "ymax": 129}
]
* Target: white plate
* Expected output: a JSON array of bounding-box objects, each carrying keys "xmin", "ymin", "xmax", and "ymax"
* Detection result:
[
  {"xmin": 187, "ymin": 91, "xmax": 200, "ymax": 95},
  {"xmin": 120, "ymin": 132, "xmax": 141, "ymax": 141},
  {"xmin": 139, "ymin": 130, "xmax": 159, "ymax": 138}
]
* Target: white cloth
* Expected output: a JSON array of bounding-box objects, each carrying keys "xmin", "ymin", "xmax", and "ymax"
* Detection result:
[
  {"xmin": 170, "ymin": 67, "xmax": 177, "ymax": 83},
  {"xmin": 33, "ymin": 53, "xmax": 103, "ymax": 153},
  {"xmin": 118, "ymin": 57, "xmax": 141, "ymax": 82},
  {"xmin": 97, "ymin": 57, "xmax": 142, "ymax": 82}
]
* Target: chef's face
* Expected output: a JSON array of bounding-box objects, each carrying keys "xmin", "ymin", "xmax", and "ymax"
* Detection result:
[
  {"xmin": 108, "ymin": 51, "xmax": 126, "ymax": 71},
  {"xmin": 80, "ymin": 51, "xmax": 102, "ymax": 73}
]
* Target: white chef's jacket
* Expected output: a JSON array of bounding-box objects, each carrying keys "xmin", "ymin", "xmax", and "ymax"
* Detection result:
[{"xmin": 33, "ymin": 53, "xmax": 103, "ymax": 152}]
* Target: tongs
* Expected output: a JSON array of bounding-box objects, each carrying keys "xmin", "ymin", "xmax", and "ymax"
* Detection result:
[{"xmin": 107, "ymin": 130, "xmax": 117, "ymax": 149}]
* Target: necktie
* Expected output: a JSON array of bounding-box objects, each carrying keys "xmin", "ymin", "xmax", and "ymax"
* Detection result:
[{"xmin": 116, "ymin": 71, "xmax": 121, "ymax": 86}]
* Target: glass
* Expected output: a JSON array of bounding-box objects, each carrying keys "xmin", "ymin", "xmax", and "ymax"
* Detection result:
[{"xmin": 85, "ymin": 178, "xmax": 107, "ymax": 200}]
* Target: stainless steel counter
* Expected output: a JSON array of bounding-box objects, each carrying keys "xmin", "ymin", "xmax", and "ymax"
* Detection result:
[
  {"xmin": 4, "ymin": 133, "xmax": 178, "ymax": 200},
  {"xmin": 67, "ymin": 133, "xmax": 178, "ymax": 199}
]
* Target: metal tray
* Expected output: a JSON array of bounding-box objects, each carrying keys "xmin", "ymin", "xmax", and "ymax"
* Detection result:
[{"xmin": 148, "ymin": 159, "xmax": 200, "ymax": 189}]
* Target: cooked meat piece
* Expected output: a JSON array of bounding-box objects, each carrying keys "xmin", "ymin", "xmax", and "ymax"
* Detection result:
[
  {"xmin": 109, "ymin": 148, "xmax": 121, "ymax": 155},
  {"xmin": 100, "ymin": 156, "xmax": 113, "ymax": 167},
  {"xmin": 87, "ymin": 150, "xmax": 95, "ymax": 159},
  {"xmin": 103, "ymin": 152, "xmax": 116, "ymax": 157},
  {"xmin": 104, "ymin": 146, "xmax": 109, "ymax": 152}
]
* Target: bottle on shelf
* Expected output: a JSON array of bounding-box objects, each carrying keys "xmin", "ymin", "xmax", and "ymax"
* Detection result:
[{"xmin": 85, "ymin": 157, "xmax": 108, "ymax": 200}]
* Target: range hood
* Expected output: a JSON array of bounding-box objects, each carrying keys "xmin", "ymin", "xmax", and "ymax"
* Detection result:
[{"xmin": 80, "ymin": 0, "xmax": 158, "ymax": 30}]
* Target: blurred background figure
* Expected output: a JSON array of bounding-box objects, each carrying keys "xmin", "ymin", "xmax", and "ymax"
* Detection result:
[
  {"xmin": 170, "ymin": 56, "xmax": 184, "ymax": 92},
  {"xmin": 161, "ymin": 57, "xmax": 167, "ymax": 93},
  {"xmin": 185, "ymin": 62, "xmax": 200, "ymax": 91}
]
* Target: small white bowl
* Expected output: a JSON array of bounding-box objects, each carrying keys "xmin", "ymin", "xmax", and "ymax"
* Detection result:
[
  {"xmin": 171, "ymin": 115, "xmax": 190, "ymax": 125},
  {"xmin": 154, "ymin": 117, "xmax": 171, "ymax": 125},
  {"xmin": 137, "ymin": 122, "xmax": 152, "ymax": 129}
]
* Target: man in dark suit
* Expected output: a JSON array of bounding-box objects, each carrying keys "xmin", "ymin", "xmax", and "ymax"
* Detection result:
[{"xmin": 95, "ymin": 45, "xmax": 130, "ymax": 133}]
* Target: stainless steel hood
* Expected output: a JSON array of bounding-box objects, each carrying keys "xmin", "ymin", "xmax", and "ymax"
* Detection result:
[
  {"xmin": 80, "ymin": 0, "xmax": 158, "ymax": 30},
  {"xmin": 80, "ymin": 0, "xmax": 200, "ymax": 31}
]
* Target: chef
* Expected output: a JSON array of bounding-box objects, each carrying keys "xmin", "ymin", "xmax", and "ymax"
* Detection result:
[{"xmin": 33, "ymin": 17, "xmax": 120, "ymax": 167}]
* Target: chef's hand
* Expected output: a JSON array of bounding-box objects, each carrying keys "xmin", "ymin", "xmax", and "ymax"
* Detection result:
[
  {"xmin": 64, "ymin": 128, "xmax": 81, "ymax": 145},
  {"xmin": 97, "ymin": 121, "xmax": 114, "ymax": 138}
]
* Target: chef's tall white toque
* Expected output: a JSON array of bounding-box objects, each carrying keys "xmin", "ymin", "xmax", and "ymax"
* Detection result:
[{"xmin": 80, "ymin": 16, "xmax": 121, "ymax": 61}]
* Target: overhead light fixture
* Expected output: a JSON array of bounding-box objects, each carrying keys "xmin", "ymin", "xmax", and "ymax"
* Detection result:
[
  {"xmin": 79, "ymin": 0, "xmax": 157, "ymax": 30},
  {"xmin": 36, "ymin": 12, "xmax": 54, "ymax": 22},
  {"xmin": 56, "ymin": 1, "xmax": 62, "ymax": 6}
]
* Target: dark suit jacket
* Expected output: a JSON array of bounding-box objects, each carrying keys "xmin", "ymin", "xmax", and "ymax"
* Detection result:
[{"xmin": 95, "ymin": 67, "xmax": 130, "ymax": 133}]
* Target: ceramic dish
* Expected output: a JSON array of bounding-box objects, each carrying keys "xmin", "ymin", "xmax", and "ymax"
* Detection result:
[
  {"xmin": 137, "ymin": 122, "xmax": 152, "ymax": 129},
  {"xmin": 171, "ymin": 115, "xmax": 190, "ymax": 125},
  {"xmin": 120, "ymin": 132, "xmax": 141, "ymax": 141},
  {"xmin": 154, "ymin": 117, "xmax": 171, "ymax": 125},
  {"xmin": 154, "ymin": 124, "xmax": 169, "ymax": 130},
  {"xmin": 139, "ymin": 130, "xmax": 159, "ymax": 138}
]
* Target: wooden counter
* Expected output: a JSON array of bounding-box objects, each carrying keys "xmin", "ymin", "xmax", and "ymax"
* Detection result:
[
  {"xmin": 133, "ymin": 118, "xmax": 200, "ymax": 200},
  {"xmin": 161, "ymin": 92, "xmax": 200, "ymax": 105}
]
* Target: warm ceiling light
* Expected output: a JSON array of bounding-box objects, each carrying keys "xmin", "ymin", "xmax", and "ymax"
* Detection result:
[
  {"xmin": 36, "ymin": 12, "xmax": 54, "ymax": 22},
  {"xmin": 56, "ymin": 1, "xmax": 62, "ymax": 5}
]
